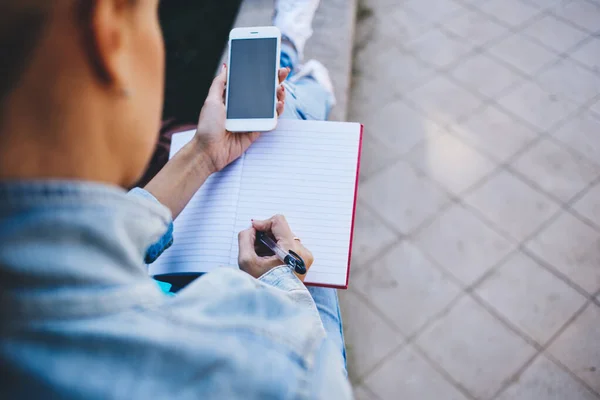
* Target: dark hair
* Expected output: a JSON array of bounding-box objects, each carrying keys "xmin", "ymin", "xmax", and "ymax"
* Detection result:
[{"xmin": 0, "ymin": 2, "xmax": 51, "ymax": 105}]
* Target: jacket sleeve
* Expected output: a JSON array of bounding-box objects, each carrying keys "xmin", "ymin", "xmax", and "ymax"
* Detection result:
[
  {"xmin": 127, "ymin": 187, "xmax": 174, "ymax": 263},
  {"xmin": 259, "ymin": 267, "xmax": 353, "ymax": 398},
  {"xmin": 258, "ymin": 266, "xmax": 325, "ymax": 329}
]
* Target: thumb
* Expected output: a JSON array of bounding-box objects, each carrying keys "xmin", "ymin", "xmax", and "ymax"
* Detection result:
[{"xmin": 207, "ymin": 64, "xmax": 227, "ymax": 101}]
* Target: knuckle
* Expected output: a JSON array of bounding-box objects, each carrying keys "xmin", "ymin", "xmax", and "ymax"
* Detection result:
[
  {"xmin": 304, "ymin": 248, "xmax": 314, "ymax": 265},
  {"xmin": 238, "ymin": 254, "xmax": 252, "ymax": 268},
  {"xmin": 307, "ymin": 251, "xmax": 314, "ymax": 263}
]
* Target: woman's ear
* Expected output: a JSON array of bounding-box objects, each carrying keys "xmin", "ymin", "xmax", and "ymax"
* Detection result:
[{"xmin": 78, "ymin": 0, "xmax": 132, "ymax": 91}]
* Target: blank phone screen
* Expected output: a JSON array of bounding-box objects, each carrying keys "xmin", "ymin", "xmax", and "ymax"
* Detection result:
[{"xmin": 227, "ymin": 38, "xmax": 277, "ymax": 119}]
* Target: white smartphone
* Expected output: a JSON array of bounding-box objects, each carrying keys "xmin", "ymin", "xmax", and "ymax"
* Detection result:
[{"xmin": 225, "ymin": 26, "xmax": 281, "ymax": 132}]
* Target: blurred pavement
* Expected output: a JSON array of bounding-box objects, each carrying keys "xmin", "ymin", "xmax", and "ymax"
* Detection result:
[{"xmin": 342, "ymin": 0, "xmax": 600, "ymax": 398}]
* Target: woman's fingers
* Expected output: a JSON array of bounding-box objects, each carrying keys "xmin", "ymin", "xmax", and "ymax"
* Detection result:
[
  {"xmin": 278, "ymin": 67, "xmax": 290, "ymax": 84},
  {"xmin": 276, "ymin": 83, "xmax": 286, "ymax": 116},
  {"xmin": 238, "ymin": 227, "xmax": 282, "ymax": 278},
  {"xmin": 237, "ymin": 227, "xmax": 257, "ymax": 267},
  {"xmin": 250, "ymin": 215, "xmax": 315, "ymax": 280},
  {"xmin": 252, "ymin": 215, "xmax": 293, "ymax": 241}
]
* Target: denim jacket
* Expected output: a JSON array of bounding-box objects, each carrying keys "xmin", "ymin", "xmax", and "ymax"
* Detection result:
[{"xmin": 0, "ymin": 181, "xmax": 351, "ymax": 399}]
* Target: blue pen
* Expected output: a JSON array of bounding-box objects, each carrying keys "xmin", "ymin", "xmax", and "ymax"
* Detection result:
[{"xmin": 257, "ymin": 231, "xmax": 306, "ymax": 275}]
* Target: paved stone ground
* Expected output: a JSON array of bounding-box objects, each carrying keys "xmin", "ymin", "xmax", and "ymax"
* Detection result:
[{"xmin": 342, "ymin": 0, "xmax": 600, "ymax": 398}]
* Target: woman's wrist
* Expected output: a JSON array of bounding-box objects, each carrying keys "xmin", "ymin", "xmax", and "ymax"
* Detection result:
[
  {"xmin": 187, "ymin": 135, "xmax": 217, "ymax": 177},
  {"xmin": 190, "ymin": 133, "xmax": 220, "ymax": 175},
  {"xmin": 143, "ymin": 135, "xmax": 215, "ymax": 219}
]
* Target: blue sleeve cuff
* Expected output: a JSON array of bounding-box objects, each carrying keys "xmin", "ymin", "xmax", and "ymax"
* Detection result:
[
  {"xmin": 144, "ymin": 222, "xmax": 174, "ymax": 264},
  {"xmin": 258, "ymin": 266, "xmax": 305, "ymax": 291},
  {"xmin": 128, "ymin": 187, "xmax": 174, "ymax": 264}
]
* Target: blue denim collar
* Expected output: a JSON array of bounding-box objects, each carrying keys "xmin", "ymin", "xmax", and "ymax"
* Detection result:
[{"xmin": 0, "ymin": 180, "xmax": 171, "ymax": 320}]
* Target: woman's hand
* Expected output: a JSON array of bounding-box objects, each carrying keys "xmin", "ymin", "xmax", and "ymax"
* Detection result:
[
  {"xmin": 238, "ymin": 214, "xmax": 314, "ymax": 282},
  {"xmin": 194, "ymin": 65, "xmax": 290, "ymax": 173}
]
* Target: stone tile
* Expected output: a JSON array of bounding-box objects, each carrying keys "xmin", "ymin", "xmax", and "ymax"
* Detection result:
[
  {"xmin": 374, "ymin": 53, "xmax": 436, "ymax": 95},
  {"xmin": 351, "ymin": 47, "xmax": 409, "ymax": 109},
  {"xmin": 365, "ymin": 345, "xmax": 469, "ymax": 400},
  {"xmin": 415, "ymin": 203, "xmax": 515, "ymax": 285},
  {"xmin": 552, "ymin": 0, "xmax": 600, "ymax": 32},
  {"xmin": 570, "ymin": 38, "xmax": 600, "ymax": 71},
  {"xmin": 382, "ymin": 7, "xmax": 434, "ymax": 43},
  {"xmin": 354, "ymin": 241, "xmax": 461, "ymax": 336},
  {"xmin": 497, "ymin": 81, "xmax": 580, "ymax": 131},
  {"xmin": 451, "ymin": 52, "xmax": 524, "ymax": 98},
  {"xmin": 553, "ymin": 111, "xmax": 600, "ymax": 165},
  {"xmin": 459, "ymin": 0, "xmax": 495, "ymax": 4},
  {"xmin": 465, "ymin": 169, "xmax": 561, "ymax": 241},
  {"xmin": 358, "ymin": 136, "xmax": 399, "ymax": 182},
  {"xmin": 536, "ymin": 58, "xmax": 600, "ymax": 105},
  {"xmin": 548, "ymin": 304, "xmax": 600, "ymax": 393},
  {"xmin": 496, "ymin": 355, "xmax": 599, "ymax": 400},
  {"xmin": 525, "ymin": 211, "xmax": 600, "ymax": 294},
  {"xmin": 403, "ymin": 0, "xmax": 467, "ymax": 24},
  {"xmin": 476, "ymin": 0, "xmax": 541, "ymax": 27},
  {"xmin": 521, "ymin": 13, "xmax": 589, "ymax": 53},
  {"xmin": 347, "ymin": 259, "xmax": 365, "ymax": 289},
  {"xmin": 475, "ymin": 251, "xmax": 587, "ymax": 344},
  {"xmin": 415, "ymin": 296, "xmax": 537, "ymax": 399},
  {"xmin": 408, "ymin": 75, "xmax": 482, "ymax": 126},
  {"xmin": 365, "ymin": 100, "xmax": 445, "ymax": 156},
  {"xmin": 354, "ymin": 39, "xmax": 435, "ymax": 97},
  {"xmin": 340, "ymin": 290, "xmax": 404, "ymax": 381},
  {"xmin": 350, "ymin": 202, "xmax": 398, "ymax": 268},
  {"xmin": 572, "ymin": 182, "xmax": 600, "ymax": 228},
  {"xmin": 521, "ymin": 0, "xmax": 562, "ymax": 10},
  {"xmin": 405, "ymin": 29, "xmax": 473, "ymax": 69},
  {"xmin": 349, "ymin": 72, "xmax": 395, "ymax": 120},
  {"xmin": 511, "ymin": 138, "xmax": 600, "ymax": 202},
  {"xmin": 353, "ymin": 384, "xmax": 380, "ymax": 400},
  {"xmin": 359, "ymin": 161, "xmax": 452, "ymax": 234},
  {"xmin": 486, "ymin": 34, "xmax": 558, "ymax": 76},
  {"xmin": 408, "ymin": 133, "xmax": 498, "ymax": 195},
  {"xmin": 442, "ymin": 9, "xmax": 509, "ymax": 47},
  {"xmin": 591, "ymin": 100, "xmax": 600, "ymax": 116},
  {"xmin": 453, "ymin": 105, "xmax": 539, "ymax": 163}
]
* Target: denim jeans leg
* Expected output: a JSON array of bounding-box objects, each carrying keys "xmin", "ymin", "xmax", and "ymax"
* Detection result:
[
  {"xmin": 308, "ymin": 286, "xmax": 347, "ymax": 372},
  {"xmin": 280, "ymin": 42, "xmax": 299, "ymax": 76},
  {"xmin": 279, "ymin": 43, "xmax": 334, "ymax": 121}
]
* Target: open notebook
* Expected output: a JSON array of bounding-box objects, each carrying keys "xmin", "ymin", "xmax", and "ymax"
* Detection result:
[{"xmin": 149, "ymin": 120, "xmax": 363, "ymax": 288}]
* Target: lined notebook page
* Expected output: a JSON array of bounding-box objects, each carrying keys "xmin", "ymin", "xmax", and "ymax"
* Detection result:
[
  {"xmin": 229, "ymin": 120, "xmax": 361, "ymax": 287},
  {"xmin": 148, "ymin": 130, "xmax": 243, "ymax": 276},
  {"xmin": 149, "ymin": 120, "xmax": 362, "ymax": 288}
]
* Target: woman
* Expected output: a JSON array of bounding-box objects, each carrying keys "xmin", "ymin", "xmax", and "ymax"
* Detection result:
[{"xmin": 0, "ymin": 0, "xmax": 350, "ymax": 399}]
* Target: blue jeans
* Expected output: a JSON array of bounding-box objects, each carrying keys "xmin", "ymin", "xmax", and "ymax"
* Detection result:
[
  {"xmin": 278, "ymin": 43, "xmax": 347, "ymax": 370},
  {"xmin": 279, "ymin": 43, "xmax": 334, "ymax": 121}
]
